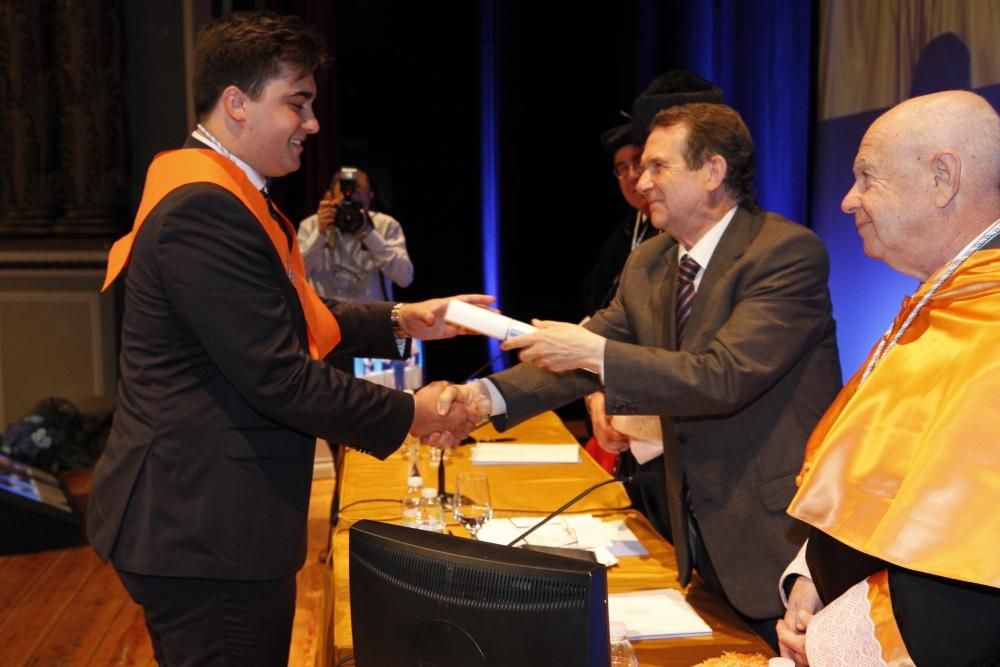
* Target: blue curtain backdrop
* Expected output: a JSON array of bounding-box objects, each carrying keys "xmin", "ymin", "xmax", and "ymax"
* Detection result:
[
  {"xmin": 479, "ymin": 0, "xmax": 503, "ymax": 372},
  {"xmin": 637, "ymin": 0, "xmax": 815, "ymax": 226}
]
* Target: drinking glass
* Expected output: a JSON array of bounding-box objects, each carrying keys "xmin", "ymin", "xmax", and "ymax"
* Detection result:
[
  {"xmin": 453, "ymin": 472, "xmax": 493, "ymax": 538},
  {"xmin": 428, "ymin": 444, "xmax": 442, "ymax": 470}
]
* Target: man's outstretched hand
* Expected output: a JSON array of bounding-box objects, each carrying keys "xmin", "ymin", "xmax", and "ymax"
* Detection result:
[
  {"xmin": 500, "ymin": 319, "xmax": 606, "ymax": 373},
  {"xmin": 410, "ymin": 381, "xmax": 484, "ymax": 447}
]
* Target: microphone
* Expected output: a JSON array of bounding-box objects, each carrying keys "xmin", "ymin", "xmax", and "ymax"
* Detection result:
[
  {"xmin": 437, "ymin": 451, "xmax": 450, "ymax": 508},
  {"xmin": 506, "ymin": 471, "xmax": 657, "ymax": 547}
]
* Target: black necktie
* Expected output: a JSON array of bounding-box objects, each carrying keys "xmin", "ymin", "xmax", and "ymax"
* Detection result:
[{"xmin": 261, "ymin": 188, "xmax": 293, "ymax": 249}]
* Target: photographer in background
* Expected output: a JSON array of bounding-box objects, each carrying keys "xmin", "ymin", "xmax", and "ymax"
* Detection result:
[{"xmin": 298, "ymin": 167, "xmax": 414, "ymax": 304}]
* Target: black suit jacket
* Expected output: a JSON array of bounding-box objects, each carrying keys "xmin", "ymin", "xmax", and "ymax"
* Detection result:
[
  {"xmin": 489, "ymin": 208, "xmax": 842, "ymax": 619},
  {"xmin": 88, "ymin": 149, "xmax": 413, "ymax": 580}
]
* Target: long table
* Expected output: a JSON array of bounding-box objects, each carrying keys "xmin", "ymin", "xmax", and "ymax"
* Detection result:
[{"xmin": 321, "ymin": 412, "xmax": 774, "ymax": 666}]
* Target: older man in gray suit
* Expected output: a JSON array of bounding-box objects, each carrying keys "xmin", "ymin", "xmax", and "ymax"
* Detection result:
[{"xmin": 446, "ymin": 103, "xmax": 842, "ymax": 647}]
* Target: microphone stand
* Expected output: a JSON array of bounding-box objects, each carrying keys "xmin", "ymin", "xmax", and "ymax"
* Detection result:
[
  {"xmin": 437, "ymin": 451, "xmax": 452, "ymax": 510},
  {"xmin": 507, "ymin": 477, "xmax": 627, "ymax": 547}
]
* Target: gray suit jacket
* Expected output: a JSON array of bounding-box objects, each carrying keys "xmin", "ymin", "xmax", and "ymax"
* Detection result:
[{"xmin": 489, "ymin": 207, "xmax": 842, "ymax": 619}]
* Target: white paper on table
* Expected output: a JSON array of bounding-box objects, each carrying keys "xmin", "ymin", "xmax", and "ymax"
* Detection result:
[
  {"xmin": 477, "ymin": 515, "xmax": 647, "ymax": 566},
  {"xmin": 478, "ymin": 517, "xmax": 618, "ymax": 565},
  {"xmin": 475, "ymin": 518, "xmax": 524, "ymax": 546},
  {"xmin": 573, "ymin": 519, "xmax": 648, "ymax": 558},
  {"xmin": 478, "ymin": 516, "xmax": 592, "ymax": 548},
  {"xmin": 610, "ymin": 415, "xmax": 663, "ymax": 465},
  {"xmin": 590, "ymin": 547, "xmax": 618, "ymax": 567},
  {"xmin": 608, "ymin": 588, "xmax": 712, "ymax": 639},
  {"xmin": 471, "ymin": 443, "xmax": 580, "ymax": 465}
]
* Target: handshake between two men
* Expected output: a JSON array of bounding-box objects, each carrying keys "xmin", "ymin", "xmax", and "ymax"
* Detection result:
[{"xmin": 404, "ymin": 297, "xmax": 608, "ymax": 448}]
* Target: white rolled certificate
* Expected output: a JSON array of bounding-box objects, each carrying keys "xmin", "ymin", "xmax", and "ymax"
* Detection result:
[{"xmin": 444, "ymin": 299, "xmax": 537, "ymax": 340}]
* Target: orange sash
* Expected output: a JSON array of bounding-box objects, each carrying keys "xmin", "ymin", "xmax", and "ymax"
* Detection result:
[
  {"xmin": 866, "ymin": 570, "xmax": 914, "ymax": 666},
  {"xmin": 103, "ymin": 148, "xmax": 341, "ymax": 359},
  {"xmin": 789, "ymin": 249, "xmax": 1000, "ymax": 588}
]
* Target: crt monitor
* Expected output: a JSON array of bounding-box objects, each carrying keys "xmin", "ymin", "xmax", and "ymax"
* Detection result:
[{"xmin": 349, "ymin": 519, "xmax": 609, "ymax": 667}]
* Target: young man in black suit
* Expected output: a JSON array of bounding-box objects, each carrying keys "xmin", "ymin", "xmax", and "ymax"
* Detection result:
[{"xmin": 88, "ymin": 11, "xmax": 486, "ymax": 665}]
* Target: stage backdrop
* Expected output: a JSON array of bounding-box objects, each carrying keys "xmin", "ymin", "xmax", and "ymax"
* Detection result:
[{"xmin": 812, "ymin": 0, "xmax": 1000, "ymax": 379}]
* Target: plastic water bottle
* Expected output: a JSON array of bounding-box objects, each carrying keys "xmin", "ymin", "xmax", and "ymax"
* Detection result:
[
  {"xmin": 401, "ymin": 476, "xmax": 423, "ymax": 528},
  {"xmin": 416, "ymin": 487, "xmax": 446, "ymax": 532},
  {"xmin": 609, "ymin": 621, "xmax": 639, "ymax": 666}
]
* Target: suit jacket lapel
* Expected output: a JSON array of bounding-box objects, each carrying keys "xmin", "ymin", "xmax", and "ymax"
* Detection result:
[{"xmin": 681, "ymin": 207, "xmax": 759, "ymax": 350}]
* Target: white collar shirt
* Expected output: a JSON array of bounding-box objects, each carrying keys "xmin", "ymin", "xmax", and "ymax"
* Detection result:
[
  {"xmin": 676, "ymin": 205, "xmax": 739, "ymax": 291},
  {"xmin": 191, "ymin": 127, "xmax": 267, "ymax": 192}
]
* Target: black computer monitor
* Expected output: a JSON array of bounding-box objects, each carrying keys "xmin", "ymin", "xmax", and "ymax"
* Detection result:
[
  {"xmin": 0, "ymin": 454, "xmax": 82, "ymax": 554},
  {"xmin": 349, "ymin": 519, "xmax": 609, "ymax": 667}
]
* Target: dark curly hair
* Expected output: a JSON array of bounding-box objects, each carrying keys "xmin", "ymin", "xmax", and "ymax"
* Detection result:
[
  {"xmin": 650, "ymin": 103, "xmax": 756, "ymax": 207},
  {"xmin": 193, "ymin": 11, "xmax": 328, "ymax": 120}
]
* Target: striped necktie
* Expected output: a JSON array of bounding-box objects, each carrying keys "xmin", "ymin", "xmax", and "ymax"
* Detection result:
[{"xmin": 675, "ymin": 254, "xmax": 701, "ymax": 344}]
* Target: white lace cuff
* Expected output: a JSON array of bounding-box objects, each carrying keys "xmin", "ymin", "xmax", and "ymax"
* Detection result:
[{"xmin": 807, "ymin": 578, "xmax": 888, "ymax": 667}]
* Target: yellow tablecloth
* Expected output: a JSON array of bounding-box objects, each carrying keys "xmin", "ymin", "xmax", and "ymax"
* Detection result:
[
  {"xmin": 338, "ymin": 411, "xmax": 631, "ymax": 518},
  {"xmin": 320, "ymin": 413, "xmax": 773, "ymax": 666}
]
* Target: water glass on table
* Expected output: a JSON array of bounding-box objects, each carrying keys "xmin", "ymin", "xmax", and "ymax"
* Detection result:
[{"xmin": 453, "ymin": 472, "xmax": 493, "ymax": 539}]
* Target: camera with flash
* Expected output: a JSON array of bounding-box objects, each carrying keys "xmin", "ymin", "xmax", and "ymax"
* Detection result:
[{"xmin": 334, "ymin": 167, "xmax": 369, "ymax": 234}]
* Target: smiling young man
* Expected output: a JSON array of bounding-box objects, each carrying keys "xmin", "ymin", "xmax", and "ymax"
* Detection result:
[{"xmin": 89, "ymin": 11, "xmax": 486, "ymax": 665}]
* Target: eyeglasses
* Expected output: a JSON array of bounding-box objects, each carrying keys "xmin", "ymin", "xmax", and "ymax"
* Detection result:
[{"xmin": 612, "ymin": 160, "xmax": 642, "ymax": 179}]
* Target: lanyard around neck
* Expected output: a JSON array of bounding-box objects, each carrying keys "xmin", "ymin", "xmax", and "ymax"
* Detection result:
[{"xmin": 860, "ymin": 219, "xmax": 1000, "ymax": 385}]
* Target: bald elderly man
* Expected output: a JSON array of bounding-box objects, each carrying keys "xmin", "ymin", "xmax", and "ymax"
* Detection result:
[{"xmin": 777, "ymin": 90, "xmax": 1000, "ymax": 666}]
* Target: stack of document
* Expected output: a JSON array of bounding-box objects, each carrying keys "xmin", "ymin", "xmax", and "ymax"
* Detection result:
[
  {"xmin": 477, "ymin": 514, "xmax": 647, "ymax": 566},
  {"xmin": 608, "ymin": 588, "xmax": 713, "ymax": 639},
  {"xmin": 471, "ymin": 443, "xmax": 580, "ymax": 465}
]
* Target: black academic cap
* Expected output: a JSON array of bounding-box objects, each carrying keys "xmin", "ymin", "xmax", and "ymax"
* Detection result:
[{"xmin": 630, "ymin": 70, "xmax": 724, "ymax": 145}]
